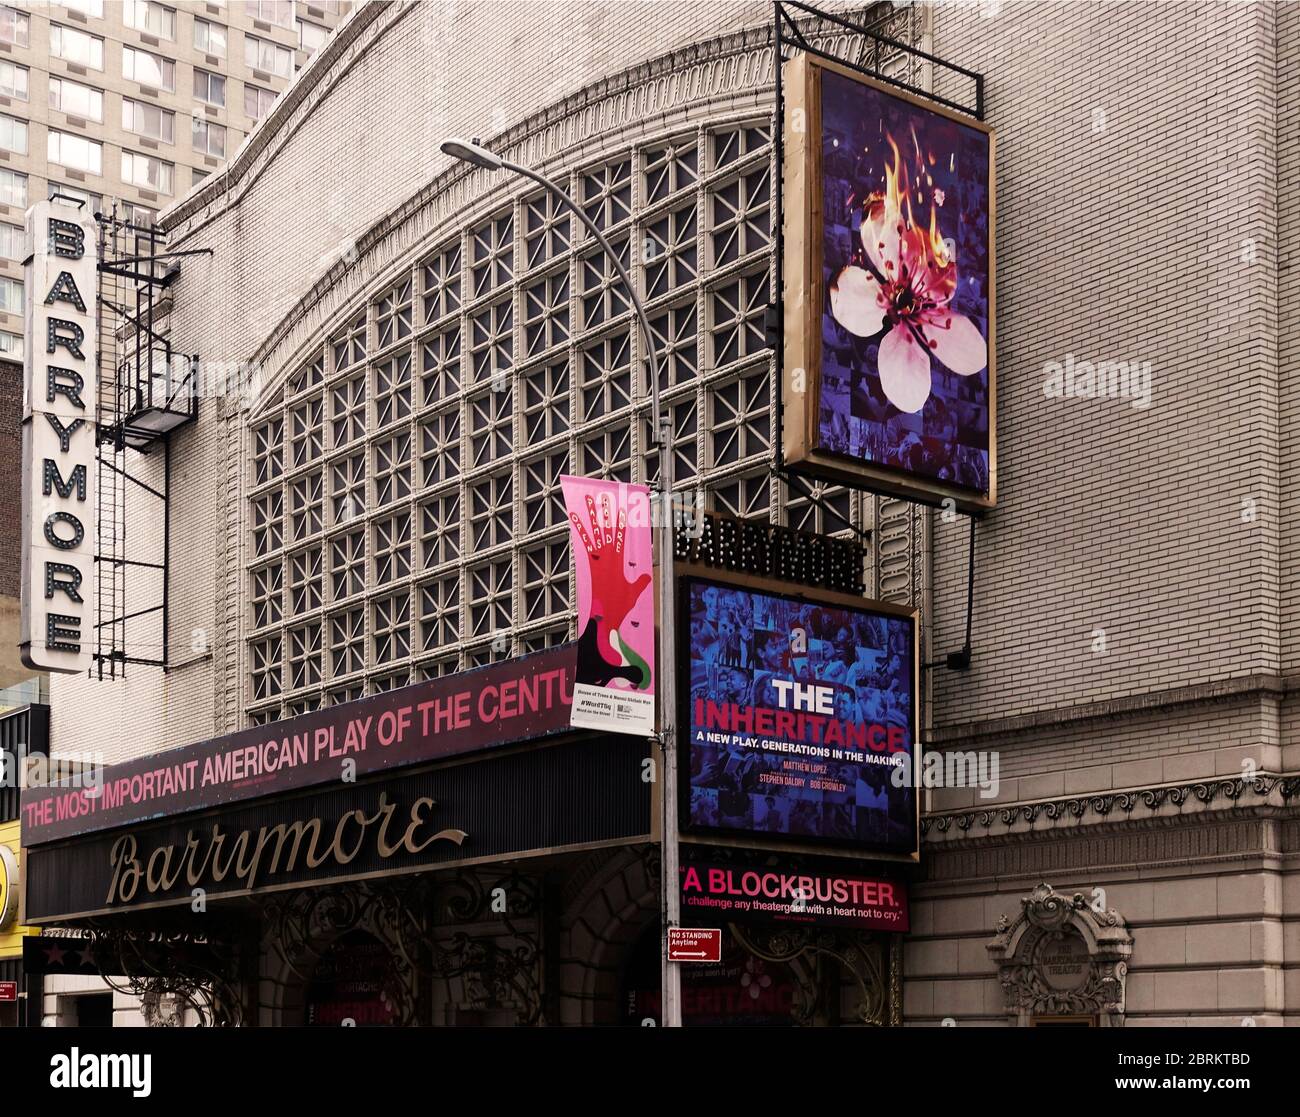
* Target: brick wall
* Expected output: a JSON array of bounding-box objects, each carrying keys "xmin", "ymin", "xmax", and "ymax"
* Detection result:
[{"xmin": 930, "ymin": 0, "xmax": 1280, "ymax": 728}]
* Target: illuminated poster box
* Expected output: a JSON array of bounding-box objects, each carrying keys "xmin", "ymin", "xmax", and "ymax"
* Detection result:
[
  {"xmin": 678, "ymin": 571, "xmax": 919, "ymax": 862},
  {"xmin": 782, "ymin": 53, "xmax": 996, "ymax": 513}
]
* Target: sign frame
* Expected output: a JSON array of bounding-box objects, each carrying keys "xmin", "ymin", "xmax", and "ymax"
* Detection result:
[
  {"xmin": 781, "ymin": 50, "xmax": 997, "ymax": 514},
  {"xmin": 20, "ymin": 199, "xmax": 99, "ymax": 673},
  {"xmin": 675, "ymin": 564, "xmax": 921, "ymax": 865}
]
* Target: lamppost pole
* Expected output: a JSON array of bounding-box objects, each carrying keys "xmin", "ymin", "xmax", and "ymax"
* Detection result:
[{"xmin": 441, "ymin": 140, "xmax": 683, "ymax": 1027}]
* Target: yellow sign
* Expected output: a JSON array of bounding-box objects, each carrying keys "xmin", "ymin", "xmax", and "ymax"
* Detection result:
[{"xmin": 0, "ymin": 819, "xmax": 37, "ymax": 958}]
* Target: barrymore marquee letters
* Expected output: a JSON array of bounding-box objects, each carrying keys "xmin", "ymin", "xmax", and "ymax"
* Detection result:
[
  {"xmin": 21, "ymin": 201, "xmax": 98, "ymax": 674},
  {"xmin": 106, "ymin": 791, "xmax": 467, "ymax": 905}
]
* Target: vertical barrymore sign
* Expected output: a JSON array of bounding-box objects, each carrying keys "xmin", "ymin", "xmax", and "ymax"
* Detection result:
[{"xmin": 21, "ymin": 201, "xmax": 97, "ymax": 674}]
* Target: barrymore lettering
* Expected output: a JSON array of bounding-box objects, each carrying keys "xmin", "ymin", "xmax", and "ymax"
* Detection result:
[{"xmin": 106, "ymin": 792, "xmax": 466, "ymax": 904}]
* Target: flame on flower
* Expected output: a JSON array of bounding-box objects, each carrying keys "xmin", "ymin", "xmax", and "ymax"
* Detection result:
[{"xmin": 829, "ymin": 133, "xmax": 986, "ymax": 413}]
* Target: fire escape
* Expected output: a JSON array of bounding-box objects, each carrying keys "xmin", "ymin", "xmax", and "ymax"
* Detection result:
[{"xmin": 92, "ymin": 201, "xmax": 205, "ymax": 677}]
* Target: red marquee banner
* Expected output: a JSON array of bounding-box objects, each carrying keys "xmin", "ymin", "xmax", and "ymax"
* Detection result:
[{"xmin": 21, "ymin": 646, "xmax": 576, "ymax": 845}]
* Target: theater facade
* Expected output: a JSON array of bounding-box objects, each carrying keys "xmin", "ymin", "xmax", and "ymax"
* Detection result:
[{"xmin": 21, "ymin": 0, "xmax": 1300, "ymax": 1027}]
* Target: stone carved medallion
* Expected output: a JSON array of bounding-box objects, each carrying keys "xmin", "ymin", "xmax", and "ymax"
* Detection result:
[{"xmin": 987, "ymin": 882, "xmax": 1133, "ymax": 1027}]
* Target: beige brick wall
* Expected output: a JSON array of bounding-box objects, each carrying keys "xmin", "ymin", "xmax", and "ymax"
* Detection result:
[{"xmin": 930, "ymin": 0, "xmax": 1281, "ymax": 728}]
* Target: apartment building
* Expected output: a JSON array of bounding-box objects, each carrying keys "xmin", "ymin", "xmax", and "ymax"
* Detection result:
[{"xmin": 0, "ymin": 1, "xmax": 351, "ymax": 706}]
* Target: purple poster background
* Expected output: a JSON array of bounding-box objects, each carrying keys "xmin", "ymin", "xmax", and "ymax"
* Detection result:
[
  {"xmin": 817, "ymin": 69, "xmax": 992, "ymax": 496},
  {"xmin": 683, "ymin": 579, "xmax": 917, "ymax": 855}
]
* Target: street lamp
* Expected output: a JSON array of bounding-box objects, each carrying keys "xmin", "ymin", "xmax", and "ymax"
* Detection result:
[{"xmin": 441, "ymin": 138, "xmax": 684, "ymax": 1027}]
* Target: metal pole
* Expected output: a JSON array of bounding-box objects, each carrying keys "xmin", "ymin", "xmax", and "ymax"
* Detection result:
[{"xmin": 496, "ymin": 160, "xmax": 683, "ymax": 1027}]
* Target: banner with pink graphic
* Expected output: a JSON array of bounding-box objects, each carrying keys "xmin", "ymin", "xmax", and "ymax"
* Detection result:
[{"xmin": 562, "ymin": 476, "xmax": 656, "ymax": 736}]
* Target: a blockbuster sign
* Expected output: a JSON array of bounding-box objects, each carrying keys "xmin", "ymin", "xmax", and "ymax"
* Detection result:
[
  {"xmin": 679, "ymin": 573, "xmax": 919, "ymax": 860},
  {"xmin": 21, "ymin": 200, "xmax": 98, "ymax": 674}
]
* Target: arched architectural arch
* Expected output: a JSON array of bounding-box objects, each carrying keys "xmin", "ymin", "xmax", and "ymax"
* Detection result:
[{"xmin": 214, "ymin": 2, "xmax": 925, "ymax": 726}]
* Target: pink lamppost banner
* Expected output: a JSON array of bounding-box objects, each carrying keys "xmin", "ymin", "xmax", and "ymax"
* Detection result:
[{"xmin": 562, "ymin": 475, "xmax": 656, "ymax": 736}]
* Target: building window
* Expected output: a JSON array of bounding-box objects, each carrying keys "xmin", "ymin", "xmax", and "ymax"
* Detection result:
[
  {"xmin": 289, "ymin": 471, "xmax": 323, "ymax": 541},
  {"xmin": 194, "ymin": 18, "xmax": 227, "ymax": 58},
  {"xmin": 252, "ymin": 418, "xmax": 283, "ymax": 485},
  {"xmin": 523, "ymin": 538, "xmax": 568, "ymax": 622},
  {"xmin": 118, "ymin": 200, "xmax": 152, "ymax": 227},
  {"xmin": 48, "ymin": 130, "xmax": 103, "ymax": 175},
  {"xmin": 0, "ymin": 276, "xmax": 21, "ymax": 312},
  {"xmin": 522, "ymin": 360, "xmax": 569, "ymax": 444},
  {"xmin": 251, "ymin": 491, "xmax": 282, "ymax": 557},
  {"xmin": 194, "ymin": 68, "xmax": 226, "ymax": 107},
  {"xmin": 244, "ymin": 33, "xmax": 293, "ymax": 78},
  {"xmin": 251, "ymin": 563, "xmax": 282, "ymax": 628},
  {"xmin": 372, "ymin": 592, "xmax": 410, "ymax": 664},
  {"xmin": 0, "ymin": 60, "xmax": 27, "ymax": 101},
  {"xmin": 419, "ymin": 494, "xmax": 459, "ymax": 569},
  {"xmin": 374, "ymin": 355, "xmax": 412, "ymax": 428},
  {"xmin": 51, "ymin": 24, "xmax": 105, "ymax": 70},
  {"xmin": 0, "ymin": 168, "xmax": 26, "ymax": 207},
  {"xmin": 330, "ymin": 375, "xmax": 366, "ymax": 447},
  {"xmin": 123, "ymin": 1, "xmax": 176, "ymax": 40},
  {"xmin": 0, "ymin": 6, "xmax": 29, "ymax": 49},
  {"xmin": 329, "ymin": 532, "xmax": 364, "ymax": 601},
  {"xmin": 581, "ymin": 159, "xmax": 632, "ymax": 231},
  {"xmin": 468, "ymin": 471, "xmax": 512, "ymax": 551},
  {"xmin": 522, "ymin": 450, "xmax": 567, "ymax": 534},
  {"xmin": 244, "ymin": 83, "xmax": 277, "ymax": 121},
  {"xmin": 192, "ymin": 119, "xmax": 226, "ymax": 159},
  {"xmin": 373, "ymin": 512, "xmax": 411, "ymax": 584},
  {"xmin": 330, "ymin": 452, "xmax": 365, "ymax": 524},
  {"xmin": 468, "ymin": 298, "xmax": 512, "ymax": 385},
  {"xmin": 47, "ymin": 181, "xmax": 101, "ymax": 213},
  {"xmin": 289, "ymin": 356, "xmax": 325, "ymax": 395},
  {"xmin": 64, "ymin": 0, "xmax": 106, "ymax": 17},
  {"xmin": 299, "ymin": 20, "xmax": 329, "ymax": 52},
  {"xmin": 288, "ymin": 623, "xmax": 322, "ymax": 689},
  {"xmin": 251, "ymin": 636, "xmax": 282, "ymax": 700},
  {"xmin": 468, "ymin": 385, "xmax": 512, "ymax": 468},
  {"xmin": 522, "ymin": 269, "xmax": 569, "ymax": 357},
  {"xmin": 420, "ymin": 328, "xmax": 461, "ymax": 407},
  {"xmin": 248, "ymin": 0, "xmax": 294, "ymax": 28},
  {"xmin": 421, "ymin": 242, "xmax": 461, "ymax": 324},
  {"xmin": 290, "ymin": 396, "xmax": 323, "ymax": 466},
  {"xmin": 418, "ymin": 409, "xmax": 459, "ymax": 488},
  {"xmin": 332, "ymin": 312, "xmax": 366, "ymax": 370},
  {"xmin": 329, "ymin": 609, "xmax": 364, "ymax": 676},
  {"xmin": 373, "ymin": 433, "xmax": 411, "ymax": 506},
  {"xmin": 121, "ymin": 97, "xmax": 172, "ymax": 143},
  {"xmin": 121, "ymin": 150, "xmax": 174, "ymax": 194},
  {"xmin": 288, "ymin": 547, "xmax": 323, "ymax": 614},
  {"xmin": 376, "ymin": 278, "xmax": 413, "ymax": 348},
  {"xmin": 418, "ymin": 576, "xmax": 459, "ymax": 651},
  {"xmin": 0, "ymin": 113, "xmax": 25, "ymax": 155},
  {"xmin": 0, "ymin": 222, "xmax": 22, "ymax": 261},
  {"xmin": 0, "ymin": 330, "xmax": 21, "ymax": 360},
  {"xmin": 468, "ymin": 558, "xmax": 512, "ymax": 638},
  {"xmin": 470, "ymin": 211, "xmax": 512, "ymax": 297},
  {"xmin": 122, "ymin": 46, "xmax": 174, "ymax": 91},
  {"xmin": 50, "ymin": 77, "xmax": 104, "ymax": 122},
  {"xmin": 523, "ymin": 189, "xmax": 570, "ymax": 269}
]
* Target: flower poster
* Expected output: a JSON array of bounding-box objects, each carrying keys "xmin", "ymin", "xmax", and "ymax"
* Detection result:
[
  {"xmin": 782, "ymin": 53, "xmax": 996, "ymax": 511},
  {"xmin": 562, "ymin": 475, "xmax": 656, "ymax": 736}
]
